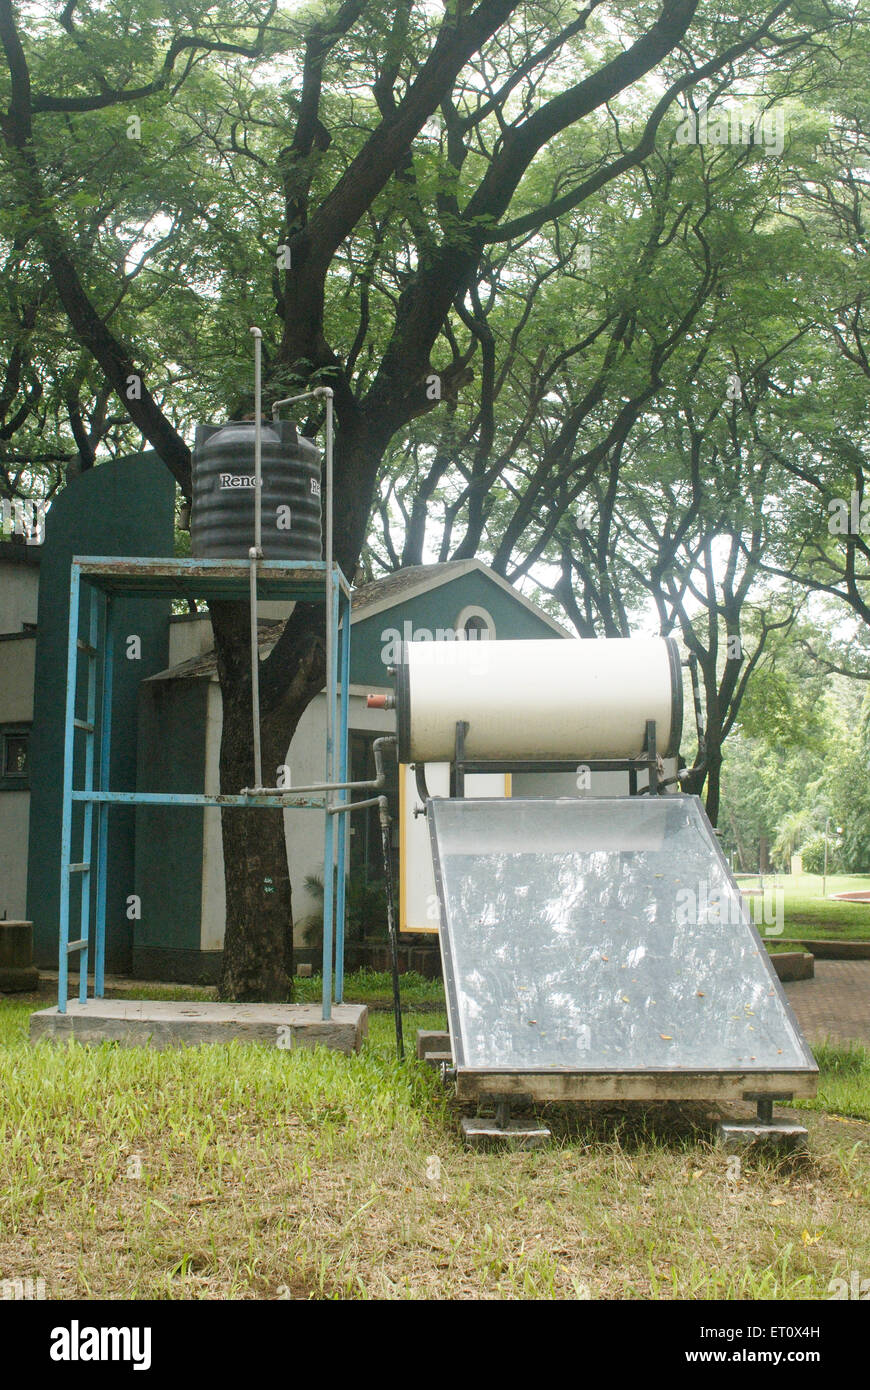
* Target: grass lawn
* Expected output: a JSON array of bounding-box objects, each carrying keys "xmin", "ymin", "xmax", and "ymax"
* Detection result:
[
  {"xmin": 736, "ymin": 873, "xmax": 870, "ymax": 942},
  {"xmin": 89, "ymin": 969, "xmax": 446, "ymax": 1011},
  {"xmin": 1, "ymin": 987, "xmax": 868, "ymax": 1300}
]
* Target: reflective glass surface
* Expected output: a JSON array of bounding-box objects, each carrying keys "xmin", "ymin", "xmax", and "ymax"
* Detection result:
[{"xmin": 429, "ymin": 797, "xmax": 814, "ymax": 1073}]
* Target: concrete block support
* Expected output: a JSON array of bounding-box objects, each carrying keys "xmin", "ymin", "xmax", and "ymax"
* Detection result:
[{"xmin": 0, "ymin": 920, "xmax": 39, "ymax": 992}]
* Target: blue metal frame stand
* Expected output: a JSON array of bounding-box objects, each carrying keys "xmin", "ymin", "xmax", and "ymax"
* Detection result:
[{"xmin": 57, "ymin": 556, "xmax": 351, "ymax": 1020}]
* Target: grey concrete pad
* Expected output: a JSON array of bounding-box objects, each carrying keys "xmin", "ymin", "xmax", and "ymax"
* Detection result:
[
  {"xmin": 461, "ymin": 1115, "xmax": 551, "ymax": 1150},
  {"xmin": 29, "ymin": 999, "xmax": 367, "ymax": 1053},
  {"xmin": 718, "ymin": 1120, "xmax": 808, "ymax": 1153}
]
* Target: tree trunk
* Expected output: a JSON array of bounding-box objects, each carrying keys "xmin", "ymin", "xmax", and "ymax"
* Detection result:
[
  {"xmin": 703, "ymin": 746, "xmax": 722, "ymax": 828},
  {"xmin": 727, "ymin": 806, "xmax": 750, "ymax": 873},
  {"xmin": 209, "ymin": 599, "xmax": 328, "ymax": 1001},
  {"xmin": 208, "ymin": 602, "xmax": 291, "ymax": 1000}
]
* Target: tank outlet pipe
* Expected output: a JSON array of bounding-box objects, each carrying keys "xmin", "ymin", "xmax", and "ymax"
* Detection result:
[
  {"xmin": 324, "ymin": 787, "xmax": 403, "ymax": 1061},
  {"xmin": 319, "ymin": 737, "xmax": 403, "ymax": 1059},
  {"xmin": 683, "ymin": 654, "xmax": 706, "ymax": 763},
  {"xmin": 249, "ymin": 326, "xmax": 264, "ymax": 792},
  {"xmin": 379, "ymin": 794, "xmax": 404, "ymax": 1061},
  {"xmin": 239, "ymin": 735, "xmax": 396, "ymax": 799},
  {"xmin": 366, "ymin": 694, "xmax": 395, "ymax": 710}
]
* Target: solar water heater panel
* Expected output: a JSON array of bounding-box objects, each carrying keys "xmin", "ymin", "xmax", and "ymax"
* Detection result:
[{"xmin": 427, "ymin": 796, "xmax": 817, "ymax": 1100}]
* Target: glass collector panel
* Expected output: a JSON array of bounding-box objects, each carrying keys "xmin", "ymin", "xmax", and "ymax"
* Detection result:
[{"xmin": 430, "ymin": 797, "xmax": 810, "ymax": 1072}]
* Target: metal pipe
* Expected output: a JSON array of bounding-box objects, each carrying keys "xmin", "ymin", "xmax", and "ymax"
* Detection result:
[
  {"xmin": 685, "ymin": 654, "xmax": 706, "ymax": 763},
  {"xmin": 378, "ymin": 793, "xmax": 404, "ymax": 1061},
  {"xmin": 251, "ymin": 327, "xmax": 263, "ymax": 553},
  {"xmin": 270, "ymin": 387, "xmax": 325, "ymax": 417},
  {"xmin": 248, "ymin": 326, "xmax": 264, "ymax": 791},
  {"xmin": 248, "ymin": 558, "xmax": 263, "ymax": 790},
  {"xmin": 327, "ymin": 794, "xmax": 383, "ymax": 814},
  {"xmin": 323, "ymin": 388, "xmax": 334, "ymax": 781},
  {"xmin": 240, "ymin": 735, "xmax": 394, "ymax": 798},
  {"xmin": 334, "ymin": 597, "xmax": 352, "ymax": 1004},
  {"xmin": 320, "ymin": 782, "xmax": 403, "ymax": 1056}
]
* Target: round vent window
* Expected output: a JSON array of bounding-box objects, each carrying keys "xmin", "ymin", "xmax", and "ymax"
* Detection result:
[{"xmin": 455, "ymin": 605, "xmax": 496, "ymax": 640}]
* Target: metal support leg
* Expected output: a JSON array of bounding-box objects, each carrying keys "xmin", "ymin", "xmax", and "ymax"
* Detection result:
[
  {"xmin": 58, "ymin": 565, "xmax": 81, "ymax": 1014},
  {"xmin": 94, "ymin": 593, "xmax": 115, "ymax": 1000},
  {"xmin": 756, "ymin": 1096, "xmax": 774, "ymax": 1126},
  {"xmin": 646, "ymin": 719, "xmax": 659, "ymax": 795},
  {"xmin": 321, "ymin": 809, "xmax": 335, "ymax": 1022},
  {"xmin": 452, "ymin": 721, "xmax": 469, "ymax": 798},
  {"xmin": 78, "ymin": 585, "xmax": 99, "ymax": 1003},
  {"xmin": 334, "ymin": 586, "xmax": 351, "ymax": 1004}
]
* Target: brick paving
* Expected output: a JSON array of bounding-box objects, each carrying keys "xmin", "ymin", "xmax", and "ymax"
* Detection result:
[{"xmin": 784, "ymin": 960, "xmax": 870, "ymax": 1047}]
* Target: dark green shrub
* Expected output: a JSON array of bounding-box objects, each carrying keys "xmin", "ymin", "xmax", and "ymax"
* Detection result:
[{"xmin": 298, "ymin": 871, "xmax": 389, "ymax": 945}]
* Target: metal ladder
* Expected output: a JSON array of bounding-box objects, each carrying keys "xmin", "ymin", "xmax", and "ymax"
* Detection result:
[{"xmin": 58, "ymin": 574, "xmax": 112, "ymax": 1012}]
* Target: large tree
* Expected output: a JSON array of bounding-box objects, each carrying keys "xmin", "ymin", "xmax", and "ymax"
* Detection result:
[{"xmin": 0, "ymin": 0, "xmax": 852, "ymax": 996}]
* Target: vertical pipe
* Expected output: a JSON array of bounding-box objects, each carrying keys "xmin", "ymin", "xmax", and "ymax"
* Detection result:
[
  {"xmin": 251, "ymin": 327, "xmax": 263, "ymax": 553},
  {"xmin": 58, "ymin": 564, "xmax": 81, "ymax": 1014},
  {"xmin": 79, "ymin": 585, "xmax": 99, "ymax": 1004},
  {"xmin": 321, "ymin": 389, "xmax": 335, "ymax": 1017},
  {"xmin": 323, "ymin": 389, "xmax": 335, "ymax": 788},
  {"xmin": 94, "ymin": 593, "xmax": 115, "ymax": 1000},
  {"xmin": 334, "ymin": 584, "xmax": 351, "ymax": 1002},
  {"xmin": 249, "ymin": 327, "xmax": 264, "ymax": 791},
  {"xmin": 249, "ymin": 559, "xmax": 262, "ymax": 790},
  {"xmin": 646, "ymin": 719, "xmax": 659, "ymax": 795},
  {"xmin": 687, "ymin": 653, "xmax": 706, "ymax": 763},
  {"xmin": 379, "ymin": 799, "xmax": 404, "ymax": 1061},
  {"xmin": 321, "ymin": 802, "xmax": 335, "ymax": 1022}
]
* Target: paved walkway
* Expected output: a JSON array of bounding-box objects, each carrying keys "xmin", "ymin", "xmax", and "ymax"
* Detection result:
[{"xmin": 784, "ymin": 960, "xmax": 870, "ymax": 1047}]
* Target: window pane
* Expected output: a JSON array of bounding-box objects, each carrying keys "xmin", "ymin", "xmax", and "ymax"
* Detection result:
[{"xmin": 3, "ymin": 734, "xmax": 28, "ymax": 777}]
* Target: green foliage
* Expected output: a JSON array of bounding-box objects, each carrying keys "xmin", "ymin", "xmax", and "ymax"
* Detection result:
[
  {"xmin": 298, "ymin": 871, "xmax": 388, "ymax": 946},
  {"xmin": 799, "ymin": 835, "xmax": 838, "ymax": 876}
]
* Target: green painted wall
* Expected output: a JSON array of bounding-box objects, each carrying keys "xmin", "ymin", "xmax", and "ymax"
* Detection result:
[
  {"xmin": 133, "ymin": 676, "xmax": 209, "ymax": 967},
  {"xmin": 26, "ymin": 453, "xmax": 175, "ymax": 971},
  {"xmin": 350, "ymin": 569, "xmax": 565, "ymax": 687}
]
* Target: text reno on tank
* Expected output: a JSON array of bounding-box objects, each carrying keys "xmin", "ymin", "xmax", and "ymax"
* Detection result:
[{"xmin": 218, "ymin": 473, "xmax": 262, "ymax": 488}]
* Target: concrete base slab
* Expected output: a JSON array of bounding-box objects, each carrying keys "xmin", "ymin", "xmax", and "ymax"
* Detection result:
[
  {"xmin": 461, "ymin": 1115, "xmax": 551, "ymax": 1150},
  {"xmin": 29, "ymin": 999, "xmax": 368, "ymax": 1053},
  {"xmin": 718, "ymin": 1120, "xmax": 808, "ymax": 1153}
]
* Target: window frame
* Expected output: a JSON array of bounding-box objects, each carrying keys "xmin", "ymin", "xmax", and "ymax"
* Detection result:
[{"xmin": 0, "ymin": 724, "xmax": 31, "ymax": 791}]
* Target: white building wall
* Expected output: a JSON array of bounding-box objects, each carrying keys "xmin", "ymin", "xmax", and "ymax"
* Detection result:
[
  {"xmin": 0, "ymin": 633, "xmax": 35, "ymax": 919},
  {"xmin": 168, "ymin": 615, "xmax": 217, "ymax": 667},
  {"xmin": 0, "ymin": 793, "xmax": 30, "ymax": 919},
  {"xmin": 200, "ymin": 680, "xmax": 226, "ymax": 949},
  {"xmin": 0, "ymin": 560, "xmax": 39, "ymax": 633},
  {"xmin": 0, "ymin": 635, "xmax": 35, "ymax": 723}
]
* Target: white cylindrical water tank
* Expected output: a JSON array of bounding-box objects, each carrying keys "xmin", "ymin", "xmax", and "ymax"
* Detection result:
[{"xmin": 395, "ymin": 637, "xmax": 682, "ymax": 763}]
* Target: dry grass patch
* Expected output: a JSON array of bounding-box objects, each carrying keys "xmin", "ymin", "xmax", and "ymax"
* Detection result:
[{"xmin": 0, "ymin": 1000, "xmax": 867, "ymax": 1299}]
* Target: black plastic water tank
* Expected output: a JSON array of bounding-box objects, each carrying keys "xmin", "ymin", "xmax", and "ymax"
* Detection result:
[{"xmin": 190, "ymin": 419, "xmax": 322, "ymax": 559}]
